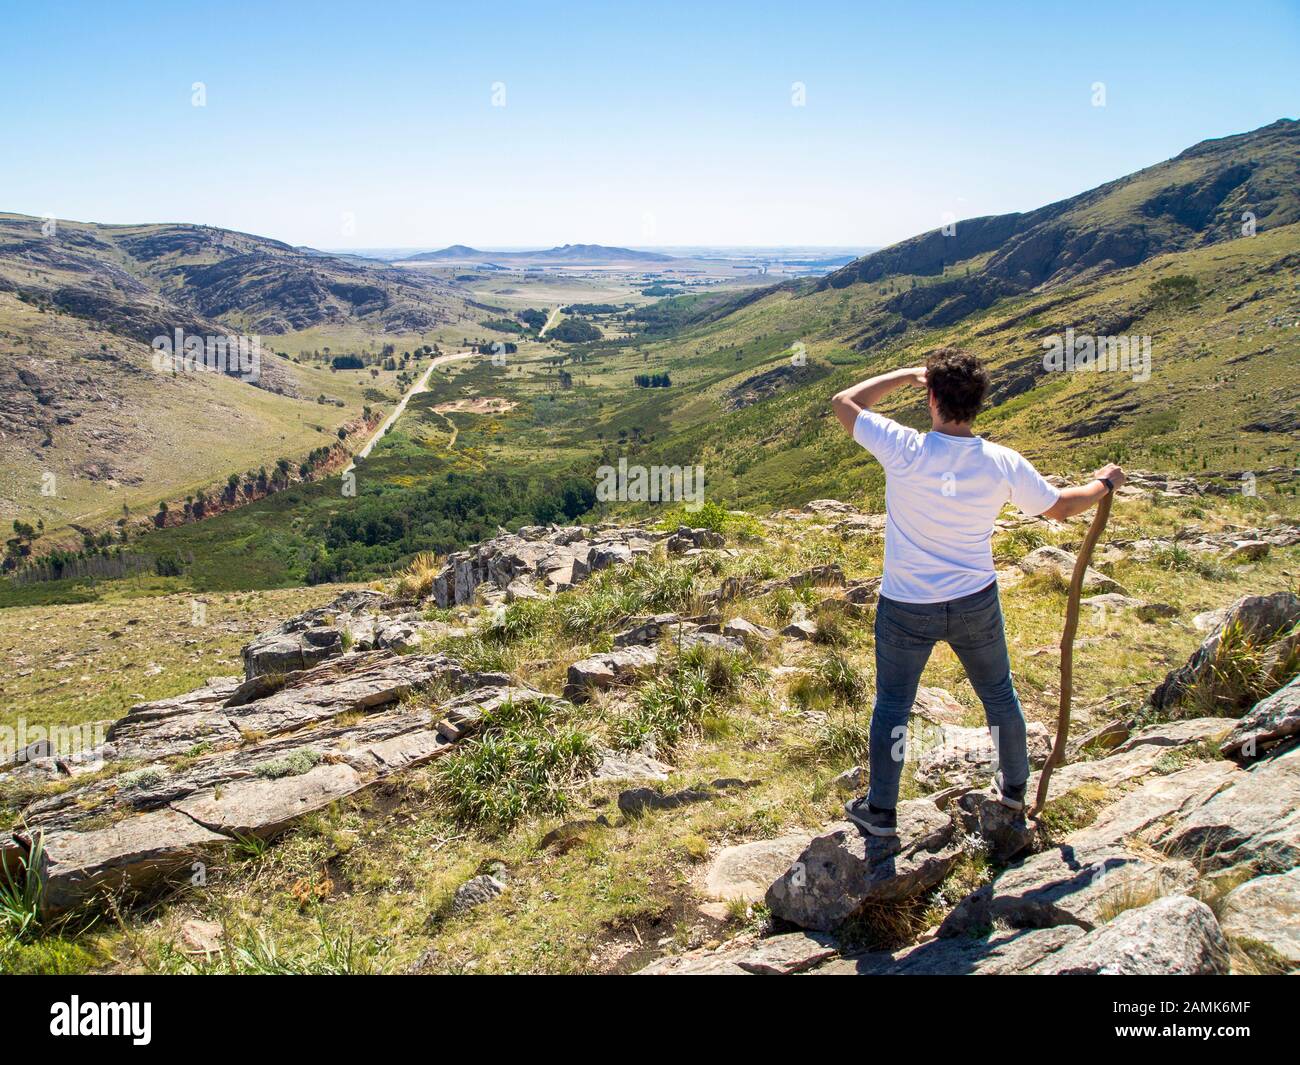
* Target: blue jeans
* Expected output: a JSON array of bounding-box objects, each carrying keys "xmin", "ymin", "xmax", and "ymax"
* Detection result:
[{"xmin": 867, "ymin": 581, "xmax": 1029, "ymax": 810}]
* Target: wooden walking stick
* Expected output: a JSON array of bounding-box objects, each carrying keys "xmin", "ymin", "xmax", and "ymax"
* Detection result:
[{"xmin": 1027, "ymin": 488, "xmax": 1114, "ymax": 818}]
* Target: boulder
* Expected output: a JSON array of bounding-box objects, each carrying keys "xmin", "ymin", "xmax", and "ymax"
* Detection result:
[
  {"xmin": 1218, "ymin": 868, "xmax": 1300, "ymax": 967},
  {"xmin": 1223, "ymin": 539, "xmax": 1269, "ymax": 563},
  {"xmin": 242, "ymin": 626, "xmax": 342, "ymax": 680},
  {"xmin": 1221, "ymin": 675, "xmax": 1300, "ymax": 758},
  {"xmin": 765, "ymin": 802, "xmax": 962, "ymax": 932},
  {"xmin": 780, "ymin": 620, "xmax": 818, "ymax": 641},
  {"xmin": 704, "ymin": 833, "xmax": 816, "ymax": 903},
  {"xmin": 592, "ymin": 749, "xmax": 673, "ymax": 782},
  {"xmin": 564, "ymin": 646, "xmax": 658, "ymax": 700},
  {"xmin": 1028, "ymin": 895, "xmax": 1229, "ymax": 975},
  {"xmin": 1019, "ymin": 546, "xmax": 1124, "ymax": 594},
  {"xmin": 451, "ymin": 873, "xmax": 505, "ymax": 914}
]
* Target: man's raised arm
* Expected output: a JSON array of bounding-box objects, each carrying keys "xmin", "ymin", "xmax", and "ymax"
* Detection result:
[
  {"xmin": 831, "ymin": 366, "xmax": 928, "ymax": 434},
  {"xmin": 1041, "ymin": 464, "xmax": 1127, "ymax": 520}
]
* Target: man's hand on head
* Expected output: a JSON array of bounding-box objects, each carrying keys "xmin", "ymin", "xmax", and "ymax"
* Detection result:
[{"xmin": 904, "ymin": 366, "xmax": 928, "ymax": 388}]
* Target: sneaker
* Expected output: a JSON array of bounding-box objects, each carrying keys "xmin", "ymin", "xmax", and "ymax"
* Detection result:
[
  {"xmin": 991, "ymin": 771, "xmax": 1027, "ymax": 810},
  {"xmin": 844, "ymin": 796, "xmax": 898, "ymax": 837}
]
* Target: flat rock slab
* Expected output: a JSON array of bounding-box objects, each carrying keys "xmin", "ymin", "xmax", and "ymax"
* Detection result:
[
  {"xmin": 813, "ymin": 926, "xmax": 1082, "ymax": 976},
  {"xmin": 765, "ymin": 801, "xmax": 961, "ymax": 932},
  {"xmin": 704, "ymin": 833, "xmax": 816, "ymax": 903},
  {"xmin": 1219, "ymin": 868, "xmax": 1300, "ymax": 967},
  {"xmin": 941, "ymin": 845, "xmax": 1198, "ymax": 935},
  {"xmin": 1028, "ymin": 895, "xmax": 1229, "ymax": 975},
  {"xmin": 36, "ymin": 809, "xmax": 228, "ymax": 916},
  {"xmin": 1068, "ymin": 759, "xmax": 1241, "ymax": 850},
  {"xmin": 1156, "ymin": 744, "xmax": 1300, "ymax": 873},
  {"xmin": 638, "ymin": 931, "xmax": 838, "ymax": 975},
  {"xmin": 171, "ymin": 763, "xmax": 363, "ymax": 839}
]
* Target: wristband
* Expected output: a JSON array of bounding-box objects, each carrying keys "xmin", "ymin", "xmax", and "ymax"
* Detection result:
[{"xmin": 1098, "ymin": 476, "xmax": 1115, "ymax": 494}]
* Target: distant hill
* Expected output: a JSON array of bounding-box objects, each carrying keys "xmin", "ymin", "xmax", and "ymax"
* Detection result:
[
  {"xmin": 402, "ymin": 243, "xmax": 677, "ymax": 265},
  {"xmin": 0, "ymin": 213, "xmax": 475, "ymax": 539}
]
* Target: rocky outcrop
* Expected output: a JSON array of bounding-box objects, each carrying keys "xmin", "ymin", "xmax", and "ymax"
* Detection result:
[
  {"xmin": 565, "ymin": 646, "xmax": 658, "ymax": 700},
  {"xmin": 430, "ymin": 525, "xmax": 658, "ymax": 608}
]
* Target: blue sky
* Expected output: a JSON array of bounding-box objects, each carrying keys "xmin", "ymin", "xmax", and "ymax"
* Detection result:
[{"xmin": 2, "ymin": 0, "xmax": 1296, "ymax": 249}]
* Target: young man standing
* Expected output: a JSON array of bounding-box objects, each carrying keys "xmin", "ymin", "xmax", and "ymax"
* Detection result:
[{"xmin": 830, "ymin": 348, "xmax": 1125, "ymax": 836}]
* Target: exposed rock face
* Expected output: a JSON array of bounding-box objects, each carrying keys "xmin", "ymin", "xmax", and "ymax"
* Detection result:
[
  {"xmin": 429, "ymin": 525, "xmax": 657, "ymax": 607},
  {"xmin": 816, "ymin": 927, "xmax": 1083, "ymax": 976},
  {"xmin": 1027, "ymin": 895, "xmax": 1230, "ymax": 975},
  {"xmin": 1156, "ymin": 744, "xmax": 1300, "ymax": 873},
  {"xmin": 765, "ymin": 803, "xmax": 962, "ymax": 932},
  {"xmin": 941, "ymin": 846, "xmax": 1198, "ymax": 935},
  {"xmin": 6, "ymin": 646, "xmax": 542, "ymax": 916},
  {"xmin": 241, "ymin": 588, "xmax": 389, "ymax": 679}
]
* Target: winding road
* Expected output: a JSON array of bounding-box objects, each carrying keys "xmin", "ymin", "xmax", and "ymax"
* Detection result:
[{"xmin": 344, "ymin": 349, "xmax": 472, "ymax": 474}]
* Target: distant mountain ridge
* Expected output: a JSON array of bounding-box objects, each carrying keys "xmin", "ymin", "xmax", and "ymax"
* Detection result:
[
  {"xmin": 401, "ymin": 243, "xmax": 677, "ymax": 264},
  {"xmin": 816, "ymin": 119, "xmax": 1300, "ymax": 338}
]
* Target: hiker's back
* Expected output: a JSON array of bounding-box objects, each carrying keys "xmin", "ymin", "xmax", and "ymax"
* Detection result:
[{"xmin": 853, "ymin": 411, "xmax": 1059, "ymax": 604}]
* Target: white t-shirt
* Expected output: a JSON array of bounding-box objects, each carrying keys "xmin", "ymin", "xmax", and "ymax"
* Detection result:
[{"xmin": 854, "ymin": 409, "xmax": 1060, "ymax": 604}]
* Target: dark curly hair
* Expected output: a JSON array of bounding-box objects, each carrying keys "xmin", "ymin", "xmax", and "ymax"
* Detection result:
[{"xmin": 925, "ymin": 347, "xmax": 989, "ymax": 424}]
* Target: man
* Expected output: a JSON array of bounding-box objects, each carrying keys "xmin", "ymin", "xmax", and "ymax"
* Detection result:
[{"xmin": 830, "ymin": 348, "xmax": 1125, "ymax": 836}]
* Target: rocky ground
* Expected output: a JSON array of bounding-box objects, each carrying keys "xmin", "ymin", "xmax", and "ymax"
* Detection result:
[{"xmin": 2, "ymin": 475, "xmax": 1298, "ymax": 974}]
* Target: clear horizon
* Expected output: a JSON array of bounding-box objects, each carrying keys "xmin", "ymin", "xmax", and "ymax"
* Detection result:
[{"xmin": 3, "ymin": 0, "xmax": 1297, "ymax": 249}]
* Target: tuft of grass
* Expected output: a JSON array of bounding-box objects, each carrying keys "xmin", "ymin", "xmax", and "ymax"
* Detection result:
[
  {"xmin": 437, "ymin": 698, "xmax": 597, "ymax": 833},
  {"xmin": 1033, "ymin": 783, "xmax": 1111, "ymax": 844},
  {"xmin": 1183, "ymin": 619, "xmax": 1297, "ymax": 718},
  {"xmin": 254, "ymin": 748, "xmax": 324, "ymax": 780},
  {"xmin": 1, "ymin": 835, "xmax": 44, "ymax": 944},
  {"xmin": 159, "ymin": 909, "xmax": 373, "ymax": 974},
  {"xmin": 395, "ymin": 551, "xmax": 441, "ymax": 601}
]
